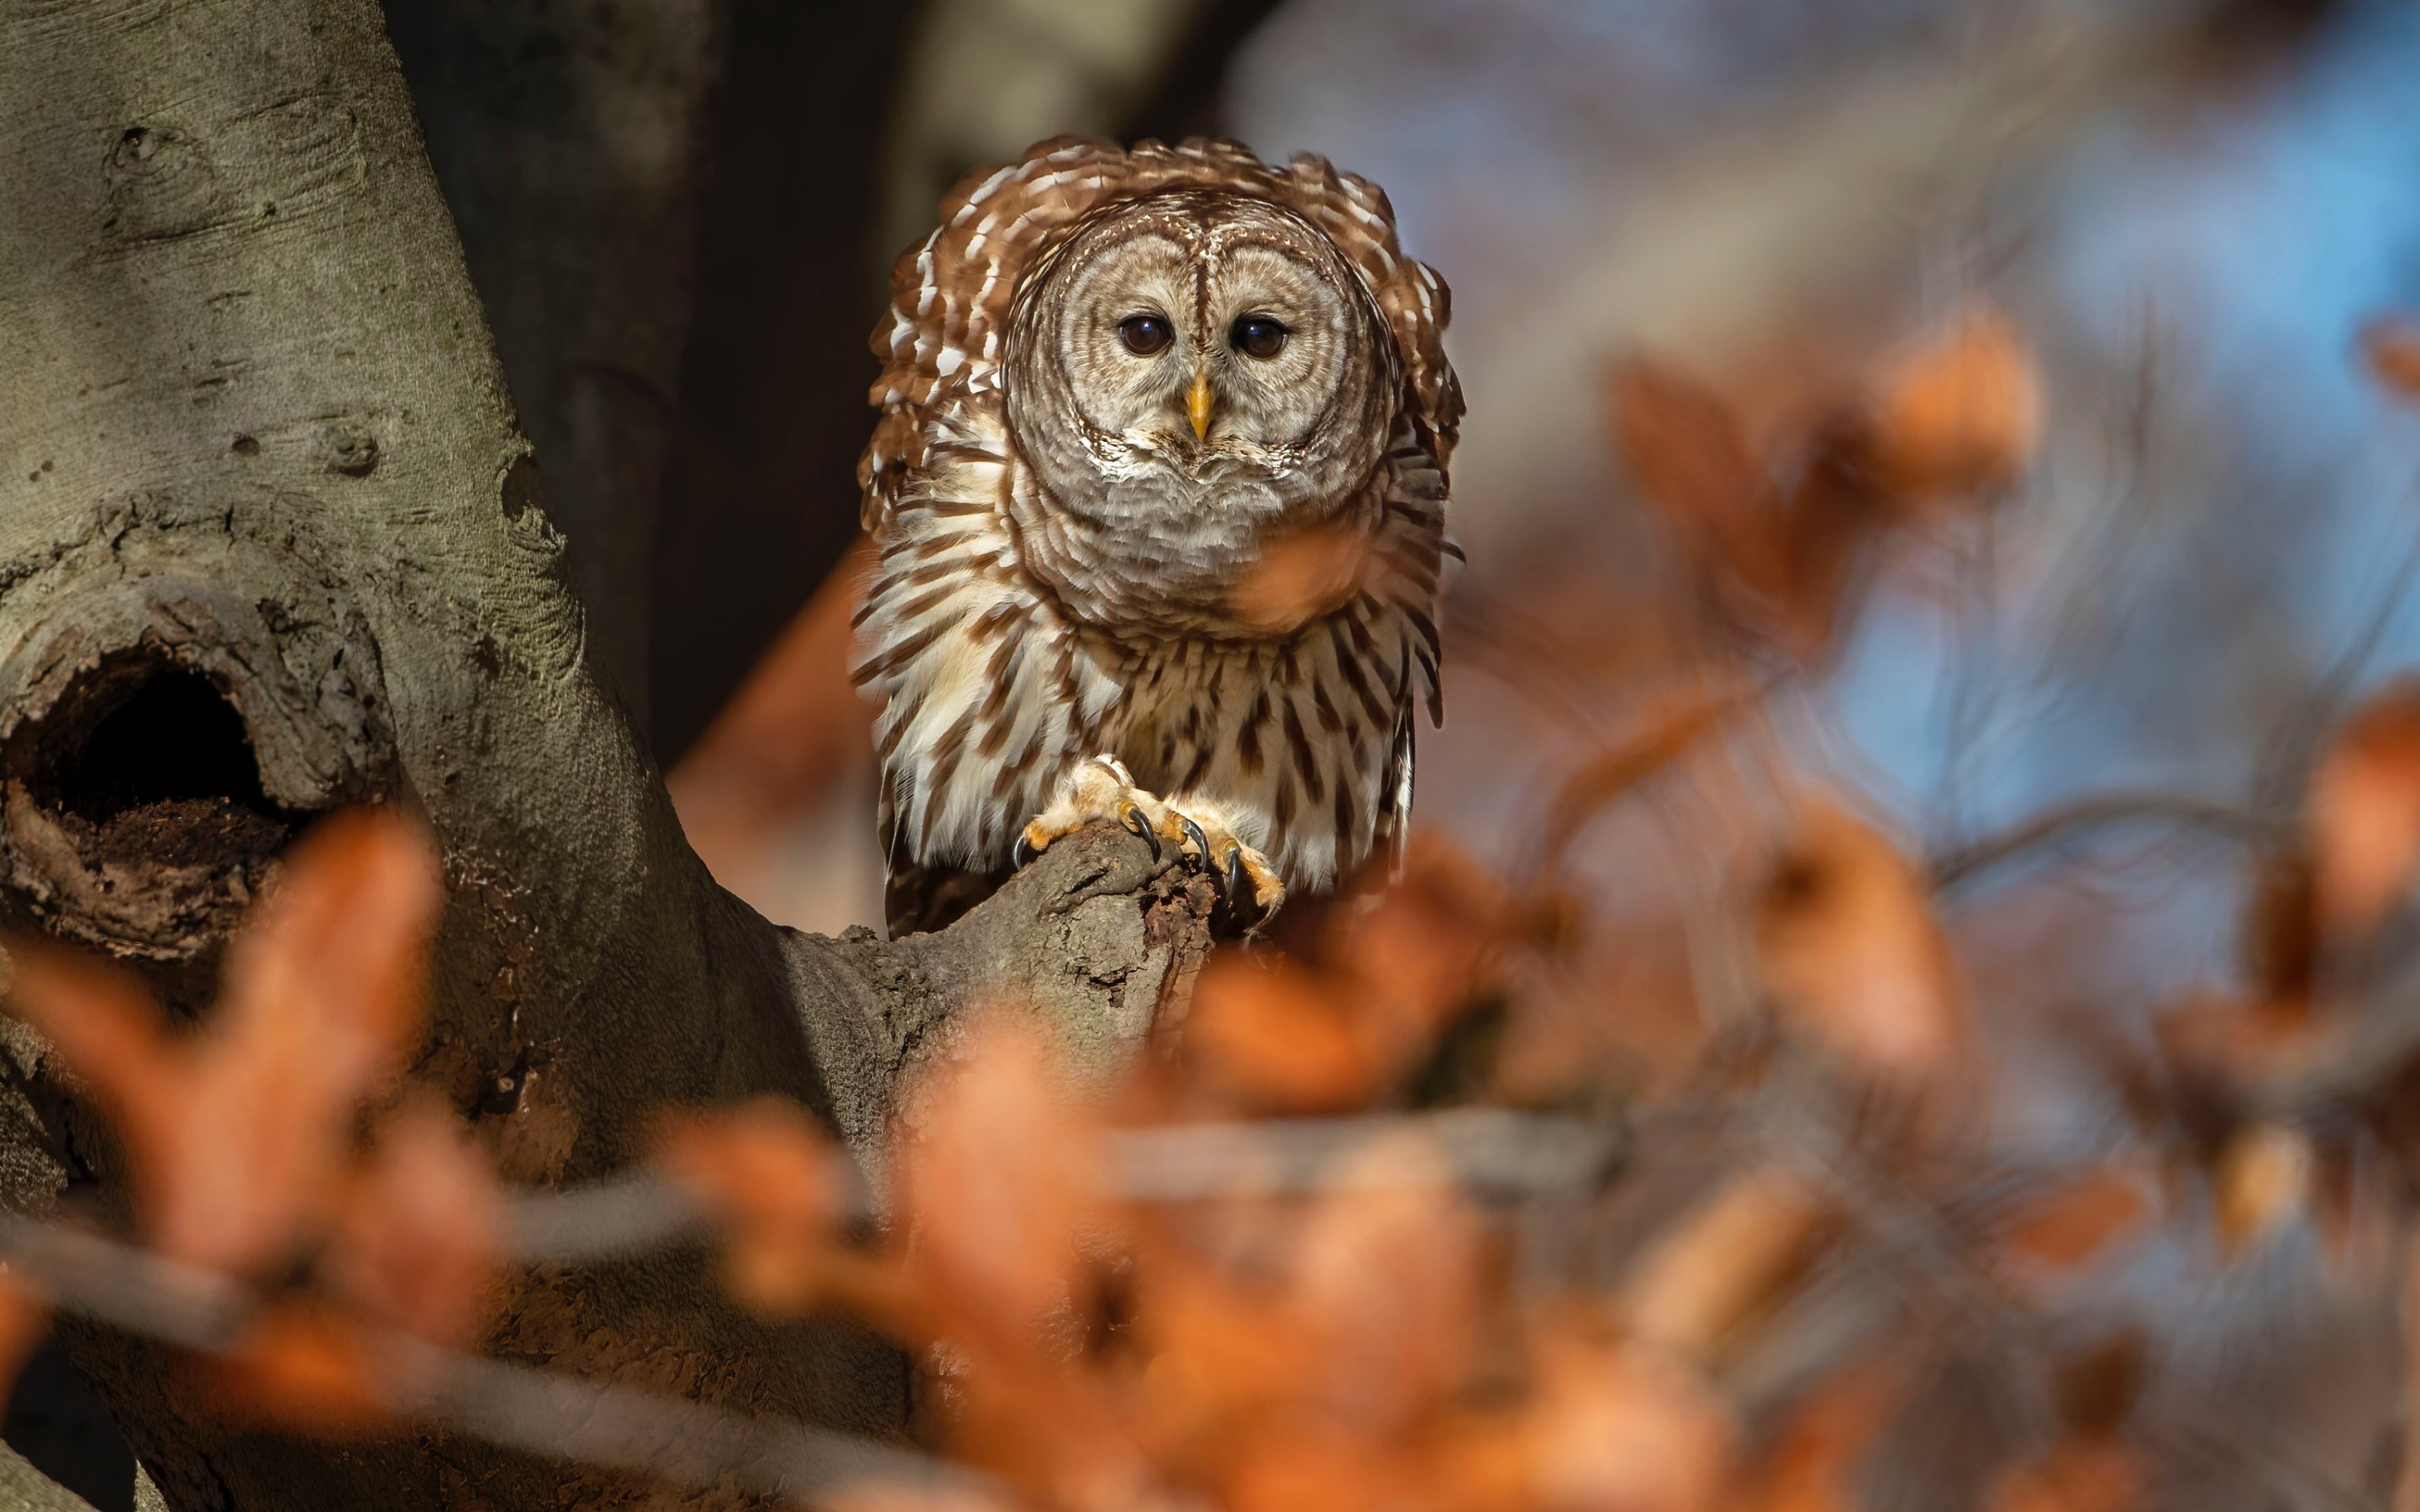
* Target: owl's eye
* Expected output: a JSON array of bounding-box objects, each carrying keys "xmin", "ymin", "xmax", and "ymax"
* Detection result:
[
  {"xmin": 1232, "ymin": 316, "xmax": 1288, "ymax": 360},
  {"xmin": 1118, "ymin": 313, "xmax": 1174, "ymax": 356}
]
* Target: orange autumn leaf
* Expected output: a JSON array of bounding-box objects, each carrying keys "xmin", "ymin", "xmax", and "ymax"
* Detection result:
[
  {"xmin": 2153, "ymin": 993, "xmax": 2322, "ymax": 1095},
  {"xmin": 2213, "ymin": 1122, "xmax": 2312, "ymax": 1258},
  {"xmin": 1335, "ymin": 837, "xmax": 1502, "ymax": 1026},
  {"xmin": 655, "ymin": 1096, "xmax": 844, "ymax": 1316},
  {"xmin": 0, "ymin": 942, "xmax": 174, "ymax": 1169},
  {"xmin": 1731, "ymin": 1362, "xmax": 1907, "ymax": 1512},
  {"xmin": 1530, "ymin": 683, "xmax": 1750, "ymax": 879},
  {"xmin": 668, "ymin": 537, "xmax": 877, "ymax": 900},
  {"xmin": 6, "ymin": 808, "xmax": 441, "ymax": 1274},
  {"xmin": 2240, "ymin": 850, "xmax": 2320, "ymax": 1005},
  {"xmin": 1612, "ymin": 312, "xmax": 2036, "ymax": 664},
  {"xmin": 2308, "ymin": 680, "xmax": 2420, "ymax": 933},
  {"xmin": 899, "ymin": 1013, "xmax": 1104, "ymax": 1335},
  {"xmin": 207, "ymin": 1303, "xmax": 395, "ymax": 1435},
  {"xmin": 1990, "ymin": 1167, "xmax": 2159, "ymax": 1282},
  {"xmin": 2051, "ymin": 1332, "xmax": 2146, "ymax": 1439},
  {"xmin": 825, "ymin": 1491, "xmax": 1002, "ymax": 1512},
  {"xmin": 1982, "ymin": 1439, "xmax": 2144, "ymax": 1512},
  {"xmin": 1231, "ymin": 522, "xmax": 1376, "ymax": 635},
  {"xmin": 1613, "ymin": 355, "xmax": 1930, "ymax": 663},
  {"xmin": 2307, "ymin": 1139, "xmax": 2394, "ymax": 1284},
  {"xmin": 2362, "ymin": 315, "xmax": 2420, "ymax": 401},
  {"xmin": 1132, "ymin": 1257, "xmax": 1323, "ymax": 1453},
  {"xmin": 1223, "ymin": 1427, "xmax": 1404, "ymax": 1512},
  {"xmin": 1286, "ymin": 1133, "xmax": 1483, "ymax": 1434},
  {"xmin": 1609, "ymin": 357, "xmax": 1814, "ymax": 655},
  {"xmin": 1611, "ymin": 358, "xmax": 1786, "ymax": 593},
  {"xmin": 1756, "ymin": 800, "xmax": 1965, "ymax": 1089},
  {"xmin": 897, "ymin": 1022, "xmax": 1136, "ymax": 1506},
  {"xmin": 1186, "ymin": 957, "xmax": 1390, "ymax": 1112},
  {"xmin": 325, "ymin": 1098, "xmax": 502, "ymax": 1347},
  {"xmin": 1864, "ymin": 305, "xmax": 2042, "ymax": 502},
  {"xmin": 1523, "ymin": 1336, "xmax": 1730, "ymax": 1512},
  {"xmin": 1621, "ymin": 1165, "xmax": 1832, "ymax": 1360}
]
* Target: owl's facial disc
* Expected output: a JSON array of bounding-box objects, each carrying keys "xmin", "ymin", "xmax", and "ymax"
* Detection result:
[
  {"xmin": 999, "ymin": 190, "xmax": 1400, "ymax": 630},
  {"xmin": 1014, "ymin": 195, "xmax": 1392, "ymax": 488}
]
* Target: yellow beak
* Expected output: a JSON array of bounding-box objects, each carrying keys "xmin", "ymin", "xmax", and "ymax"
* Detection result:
[{"xmin": 1186, "ymin": 371, "xmax": 1214, "ymax": 441}]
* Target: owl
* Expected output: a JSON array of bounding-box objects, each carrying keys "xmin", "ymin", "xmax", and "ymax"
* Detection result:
[{"xmin": 853, "ymin": 137, "xmax": 1462, "ymax": 937}]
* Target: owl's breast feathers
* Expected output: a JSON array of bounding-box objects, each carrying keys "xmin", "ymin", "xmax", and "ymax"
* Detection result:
[{"xmin": 853, "ymin": 404, "xmax": 1447, "ymax": 898}]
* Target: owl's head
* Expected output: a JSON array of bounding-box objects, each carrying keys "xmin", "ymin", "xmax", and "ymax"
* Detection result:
[
  {"xmin": 1002, "ymin": 189, "xmax": 1397, "ymax": 512},
  {"xmin": 863, "ymin": 139, "xmax": 1461, "ymax": 631}
]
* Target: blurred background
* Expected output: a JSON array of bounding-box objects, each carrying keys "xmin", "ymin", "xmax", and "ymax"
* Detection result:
[{"xmin": 22, "ymin": 0, "xmax": 2420, "ymax": 1505}]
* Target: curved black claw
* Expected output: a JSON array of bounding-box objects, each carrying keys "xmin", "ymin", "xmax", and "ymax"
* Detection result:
[
  {"xmin": 1012, "ymin": 832, "xmax": 1037, "ymax": 869},
  {"xmin": 1177, "ymin": 814, "xmax": 1211, "ymax": 864},
  {"xmin": 1119, "ymin": 804, "xmax": 1161, "ymax": 860},
  {"xmin": 1223, "ymin": 848, "xmax": 1247, "ymax": 906}
]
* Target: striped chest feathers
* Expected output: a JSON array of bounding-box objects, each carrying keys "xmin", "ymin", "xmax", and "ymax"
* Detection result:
[{"xmin": 855, "ymin": 450, "xmax": 1443, "ymax": 890}]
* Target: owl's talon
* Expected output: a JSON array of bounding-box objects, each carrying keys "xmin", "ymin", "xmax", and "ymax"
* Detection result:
[
  {"xmin": 1177, "ymin": 814, "xmax": 1211, "ymax": 862},
  {"xmin": 1017, "ymin": 754, "xmax": 1174, "ymax": 874},
  {"xmin": 1120, "ymin": 803, "xmax": 1160, "ymax": 860},
  {"xmin": 1160, "ymin": 806, "xmax": 1285, "ymax": 921},
  {"xmin": 1012, "ymin": 831, "xmax": 1038, "ymax": 869},
  {"xmin": 1018, "ymin": 757, "xmax": 1287, "ymax": 926},
  {"xmin": 1219, "ymin": 838, "xmax": 1287, "ymax": 920}
]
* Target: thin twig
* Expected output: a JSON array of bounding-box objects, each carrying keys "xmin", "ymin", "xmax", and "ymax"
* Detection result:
[
  {"xmin": 1103, "ymin": 1109, "xmax": 1621, "ymax": 1202},
  {"xmin": 500, "ymin": 1170, "xmax": 706, "ymax": 1264},
  {"xmin": 494, "ymin": 1110, "xmax": 1625, "ymax": 1268},
  {"xmin": 1522, "ymin": 676, "xmax": 1773, "ymax": 881},
  {"xmin": 0, "ymin": 1214, "xmax": 989, "ymax": 1509},
  {"xmin": 414, "ymin": 1342, "xmax": 988, "ymax": 1506},
  {"xmin": 1927, "ymin": 789, "xmax": 2279, "ymax": 892},
  {"xmin": 0, "ymin": 1215, "xmax": 248, "ymax": 1350}
]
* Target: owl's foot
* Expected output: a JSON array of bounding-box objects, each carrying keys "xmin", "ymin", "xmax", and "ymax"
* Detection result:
[
  {"xmin": 1013, "ymin": 755, "xmax": 1170, "ymax": 866},
  {"xmin": 1167, "ymin": 803, "xmax": 1286, "ymax": 917},
  {"xmin": 1013, "ymin": 755, "xmax": 1286, "ymax": 918}
]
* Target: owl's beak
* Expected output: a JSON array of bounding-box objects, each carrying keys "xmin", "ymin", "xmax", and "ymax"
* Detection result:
[{"xmin": 1186, "ymin": 370, "xmax": 1215, "ymax": 441}]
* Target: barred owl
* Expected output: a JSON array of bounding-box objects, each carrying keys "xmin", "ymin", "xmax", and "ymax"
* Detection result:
[{"xmin": 854, "ymin": 137, "xmax": 1462, "ymax": 937}]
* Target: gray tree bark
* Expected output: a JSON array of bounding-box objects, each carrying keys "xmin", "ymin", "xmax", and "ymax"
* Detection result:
[
  {"xmin": 0, "ymin": 1, "xmax": 1207, "ymax": 1507},
  {"xmin": 0, "ymin": 1444, "xmax": 96, "ymax": 1512}
]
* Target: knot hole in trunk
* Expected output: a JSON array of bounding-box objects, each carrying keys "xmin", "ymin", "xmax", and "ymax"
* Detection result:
[
  {"xmin": 22, "ymin": 656, "xmax": 297, "ymax": 878},
  {"xmin": 0, "ymin": 574, "xmax": 394, "ymax": 994}
]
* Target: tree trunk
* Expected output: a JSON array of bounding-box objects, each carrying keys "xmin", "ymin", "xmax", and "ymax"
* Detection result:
[{"xmin": 0, "ymin": 1, "xmax": 1207, "ymax": 1507}]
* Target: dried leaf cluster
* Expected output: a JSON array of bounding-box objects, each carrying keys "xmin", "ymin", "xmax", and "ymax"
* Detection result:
[{"xmin": 1610, "ymin": 305, "xmax": 2039, "ymax": 664}]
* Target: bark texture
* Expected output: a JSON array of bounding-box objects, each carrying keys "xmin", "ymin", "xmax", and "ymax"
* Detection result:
[
  {"xmin": 0, "ymin": 1445, "xmax": 95, "ymax": 1512},
  {"xmin": 0, "ymin": 1, "xmax": 1210, "ymax": 1507}
]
